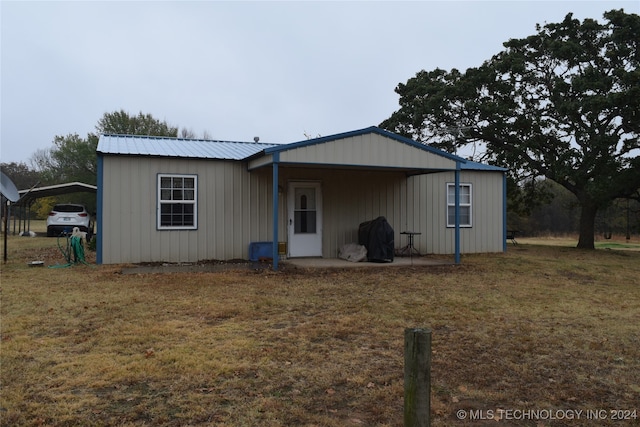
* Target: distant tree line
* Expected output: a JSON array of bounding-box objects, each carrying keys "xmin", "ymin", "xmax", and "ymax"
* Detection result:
[
  {"xmin": 509, "ymin": 180, "xmax": 640, "ymax": 239},
  {"xmin": 1, "ymin": 110, "xmax": 185, "ymax": 217}
]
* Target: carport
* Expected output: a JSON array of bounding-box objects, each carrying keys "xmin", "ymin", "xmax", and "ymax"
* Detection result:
[{"xmin": 10, "ymin": 182, "xmax": 97, "ymax": 235}]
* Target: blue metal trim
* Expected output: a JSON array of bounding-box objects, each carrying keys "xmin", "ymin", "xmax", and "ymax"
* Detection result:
[
  {"xmin": 461, "ymin": 160, "xmax": 508, "ymax": 172},
  {"xmin": 503, "ymin": 173, "xmax": 507, "ymax": 252},
  {"xmin": 272, "ymin": 152, "xmax": 280, "ymax": 271},
  {"xmin": 264, "ymin": 126, "xmax": 466, "ymax": 163},
  {"xmin": 454, "ymin": 163, "xmax": 461, "ymax": 265},
  {"xmin": 96, "ymin": 154, "xmax": 103, "ymax": 264},
  {"xmin": 253, "ymin": 160, "xmax": 458, "ymax": 173}
]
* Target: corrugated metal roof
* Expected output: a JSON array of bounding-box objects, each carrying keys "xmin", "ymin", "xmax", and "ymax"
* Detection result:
[
  {"xmin": 97, "ymin": 130, "xmax": 507, "ymax": 172},
  {"xmin": 16, "ymin": 182, "xmax": 97, "ymax": 206},
  {"xmin": 97, "ymin": 134, "xmax": 278, "ymax": 160},
  {"xmin": 460, "ymin": 160, "xmax": 508, "ymax": 171}
]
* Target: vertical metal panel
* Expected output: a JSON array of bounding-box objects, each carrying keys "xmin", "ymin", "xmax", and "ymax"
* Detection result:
[
  {"xmin": 279, "ymin": 133, "xmax": 457, "ymax": 170},
  {"xmin": 248, "ymin": 168, "xmax": 275, "ymax": 242},
  {"xmin": 408, "ymin": 171, "xmax": 504, "ymax": 255},
  {"xmin": 101, "ymin": 155, "xmax": 503, "ymax": 264},
  {"xmin": 276, "ymin": 168, "xmax": 407, "ymax": 258},
  {"xmin": 102, "ymin": 156, "xmax": 268, "ymax": 264}
]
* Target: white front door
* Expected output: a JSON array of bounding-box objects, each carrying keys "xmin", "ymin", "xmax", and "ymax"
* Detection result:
[{"xmin": 288, "ymin": 182, "xmax": 322, "ymax": 257}]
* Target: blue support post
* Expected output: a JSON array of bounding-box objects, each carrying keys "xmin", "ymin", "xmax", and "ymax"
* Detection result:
[
  {"xmin": 272, "ymin": 153, "xmax": 280, "ymax": 270},
  {"xmin": 454, "ymin": 164, "xmax": 461, "ymax": 265},
  {"xmin": 502, "ymin": 173, "xmax": 507, "ymax": 252}
]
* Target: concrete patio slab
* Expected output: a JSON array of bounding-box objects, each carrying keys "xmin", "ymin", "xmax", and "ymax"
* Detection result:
[{"xmin": 281, "ymin": 256, "xmax": 453, "ymax": 269}]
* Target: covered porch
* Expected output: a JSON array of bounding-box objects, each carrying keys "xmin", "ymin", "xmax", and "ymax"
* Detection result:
[{"xmin": 247, "ymin": 127, "xmax": 467, "ymax": 270}]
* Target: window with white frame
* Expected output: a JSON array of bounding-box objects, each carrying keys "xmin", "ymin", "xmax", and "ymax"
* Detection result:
[
  {"xmin": 157, "ymin": 174, "xmax": 197, "ymax": 229},
  {"xmin": 447, "ymin": 183, "xmax": 472, "ymax": 227}
]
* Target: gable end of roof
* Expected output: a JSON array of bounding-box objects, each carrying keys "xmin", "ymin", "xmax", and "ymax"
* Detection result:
[{"xmin": 264, "ymin": 126, "xmax": 467, "ymax": 163}]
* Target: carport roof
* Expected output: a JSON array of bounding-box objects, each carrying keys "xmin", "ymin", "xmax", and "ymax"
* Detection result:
[{"xmin": 17, "ymin": 182, "xmax": 97, "ymax": 206}]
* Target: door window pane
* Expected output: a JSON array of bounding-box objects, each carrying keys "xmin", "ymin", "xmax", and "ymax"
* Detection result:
[{"xmin": 294, "ymin": 187, "xmax": 317, "ymax": 233}]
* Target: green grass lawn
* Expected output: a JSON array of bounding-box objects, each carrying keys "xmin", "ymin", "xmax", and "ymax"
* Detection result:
[
  {"xmin": 517, "ymin": 235, "xmax": 640, "ymax": 251},
  {"xmin": 596, "ymin": 241, "xmax": 640, "ymax": 249}
]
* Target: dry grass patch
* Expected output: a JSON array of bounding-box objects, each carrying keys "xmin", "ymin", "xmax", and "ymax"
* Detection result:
[{"xmin": 1, "ymin": 235, "xmax": 639, "ymax": 426}]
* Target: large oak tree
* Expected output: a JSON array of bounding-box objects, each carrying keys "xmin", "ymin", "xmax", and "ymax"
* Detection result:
[{"xmin": 381, "ymin": 10, "xmax": 639, "ymax": 249}]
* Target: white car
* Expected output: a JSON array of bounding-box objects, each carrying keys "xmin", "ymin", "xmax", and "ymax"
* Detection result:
[{"xmin": 46, "ymin": 204, "xmax": 94, "ymax": 238}]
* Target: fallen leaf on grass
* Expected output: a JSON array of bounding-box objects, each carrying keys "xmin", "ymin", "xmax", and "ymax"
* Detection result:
[{"xmin": 326, "ymin": 388, "xmax": 335, "ymax": 395}]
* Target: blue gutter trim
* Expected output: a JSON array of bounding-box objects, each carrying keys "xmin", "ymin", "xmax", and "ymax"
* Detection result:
[
  {"xmin": 96, "ymin": 154, "xmax": 103, "ymax": 264},
  {"xmin": 264, "ymin": 126, "xmax": 466, "ymax": 163},
  {"xmin": 454, "ymin": 163, "xmax": 461, "ymax": 265},
  {"xmin": 272, "ymin": 152, "xmax": 280, "ymax": 271},
  {"xmin": 256, "ymin": 160, "xmax": 456, "ymax": 173},
  {"xmin": 503, "ymin": 173, "xmax": 508, "ymax": 252}
]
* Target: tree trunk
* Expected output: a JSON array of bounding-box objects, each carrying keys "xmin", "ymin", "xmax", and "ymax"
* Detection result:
[{"xmin": 576, "ymin": 201, "xmax": 598, "ymax": 249}]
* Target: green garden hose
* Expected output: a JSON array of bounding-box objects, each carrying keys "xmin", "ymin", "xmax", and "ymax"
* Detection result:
[{"xmin": 50, "ymin": 233, "xmax": 91, "ymax": 268}]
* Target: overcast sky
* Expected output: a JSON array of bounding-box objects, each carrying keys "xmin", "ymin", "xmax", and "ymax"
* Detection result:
[{"xmin": 1, "ymin": 1, "xmax": 638, "ymax": 165}]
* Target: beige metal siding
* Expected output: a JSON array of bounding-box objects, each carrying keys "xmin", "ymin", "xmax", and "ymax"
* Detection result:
[
  {"xmin": 407, "ymin": 171, "xmax": 504, "ymax": 254},
  {"xmin": 101, "ymin": 156, "xmax": 503, "ymax": 264},
  {"xmin": 101, "ymin": 156, "xmax": 275, "ymax": 264},
  {"xmin": 277, "ymin": 168, "xmax": 407, "ymax": 258},
  {"xmin": 247, "ymin": 153, "xmax": 273, "ymax": 170},
  {"xmin": 278, "ymin": 134, "xmax": 457, "ymax": 170}
]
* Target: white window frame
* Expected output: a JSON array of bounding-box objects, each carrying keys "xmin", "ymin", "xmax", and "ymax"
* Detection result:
[
  {"xmin": 157, "ymin": 174, "xmax": 198, "ymax": 230},
  {"xmin": 446, "ymin": 183, "xmax": 472, "ymax": 228}
]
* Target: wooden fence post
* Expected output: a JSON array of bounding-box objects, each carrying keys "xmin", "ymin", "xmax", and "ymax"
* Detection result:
[{"xmin": 404, "ymin": 328, "xmax": 431, "ymax": 427}]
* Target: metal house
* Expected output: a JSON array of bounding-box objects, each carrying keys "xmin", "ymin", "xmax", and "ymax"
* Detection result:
[{"xmin": 96, "ymin": 127, "xmax": 507, "ymax": 267}]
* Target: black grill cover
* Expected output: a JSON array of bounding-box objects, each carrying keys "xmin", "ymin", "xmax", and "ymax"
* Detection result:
[{"xmin": 358, "ymin": 216, "xmax": 394, "ymax": 262}]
